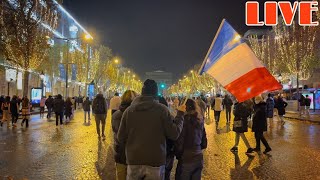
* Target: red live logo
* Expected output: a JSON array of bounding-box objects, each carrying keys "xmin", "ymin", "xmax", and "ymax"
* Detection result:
[{"xmin": 246, "ymin": 1, "xmax": 319, "ymax": 26}]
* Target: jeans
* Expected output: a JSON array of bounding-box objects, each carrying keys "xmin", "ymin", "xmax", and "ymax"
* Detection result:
[
  {"xmin": 234, "ymin": 133, "xmax": 251, "ymax": 148},
  {"xmin": 175, "ymin": 160, "xmax": 203, "ymax": 180},
  {"xmin": 95, "ymin": 114, "xmax": 106, "ymax": 136},
  {"xmin": 55, "ymin": 112, "xmax": 63, "ymax": 126},
  {"xmin": 84, "ymin": 111, "xmax": 91, "ymax": 122},
  {"xmin": 165, "ymin": 154, "xmax": 175, "ymax": 180},
  {"xmin": 11, "ymin": 113, "xmax": 19, "ymax": 125},
  {"xmin": 306, "ymin": 106, "xmax": 310, "ymax": 117},
  {"xmin": 226, "ymin": 108, "xmax": 231, "ymax": 123},
  {"xmin": 116, "ymin": 163, "xmax": 127, "ymax": 180},
  {"xmin": 299, "ymin": 106, "xmax": 305, "ymax": 116},
  {"xmin": 127, "ymin": 165, "xmax": 165, "ymax": 180},
  {"xmin": 254, "ymin": 132, "xmax": 270, "ymax": 150},
  {"xmin": 214, "ymin": 111, "xmax": 221, "ymax": 122},
  {"xmin": 47, "ymin": 107, "xmax": 52, "ymax": 118}
]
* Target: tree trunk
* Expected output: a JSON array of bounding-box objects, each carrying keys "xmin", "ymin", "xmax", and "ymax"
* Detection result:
[{"xmin": 23, "ymin": 71, "xmax": 30, "ymax": 97}]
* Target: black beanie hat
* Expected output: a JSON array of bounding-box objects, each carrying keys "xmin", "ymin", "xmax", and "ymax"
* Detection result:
[{"xmin": 142, "ymin": 79, "xmax": 158, "ymax": 96}]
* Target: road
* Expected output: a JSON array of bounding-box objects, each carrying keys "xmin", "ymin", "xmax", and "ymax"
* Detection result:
[{"xmin": 0, "ymin": 109, "xmax": 320, "ymax": 180}]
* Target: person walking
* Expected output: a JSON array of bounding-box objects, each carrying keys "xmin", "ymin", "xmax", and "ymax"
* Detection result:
[
  {"xmin": 0, "ymin": 96, "xmax": 11, "ymax": 127},
  {"xmin": 65, "ymin": 97, "xmax": 73, "ymax": 122},
  {"xmin": 223, "ymin": 94, "xmax": 233, "ymax": 124},
  {"xmin": 298, "ymin": 95, "xmax": 306, "ymax": 117},
  {"xmin": 196, "ymin": 97, "xmax": 206, "ymax": 118},
  {"xmin": 305, "ymin": 95, "xmax": 311, "ymax": 118},
  {"xmin": 92, "ymin": 93, "xmax": 108, "ymax": 140},
  {"xmin": 112, "ymin": 90, "xmax": 137, "ymax": 180},
  {"xmin": 39, "ymin": 96, "xmax": 46, "ymax": 118},
  {"xmin": 252, "ymin": 96, "xmax": 272, "ymax": 154},
  {"xmin": 45, "ymin": 95, "xmax": 54, "ymax": 119},
  {"xmin": 266, "ymin": 93, "xmax": 275, "ymax": 127},
  {"xmin": 83, "ymin": 97, "xmax": 91, "ymax": 124},
  {"xmin": 10, "ymin": 95, "xmax": 19, "ymax": 127},
  {"xmin": 276, "ymin": 95, "xmax": 288, "ymax": 125},
  {"xmin": 0, "ymin": 95, "xmax": 4, "ymax": 116},
  {"xmin": 21, "ymin": 96, "xmax": 30, "ymax": 128},
  {"xmin": 230, "ymin": 100, "xmax": 254, "ymax": 154},
  {"xmin": 175, "ymin": 99, "xmax": 207, "ymax": 180},
  {"xmin": 110, "ymin": 93, "xmax": 121, "ymax": 115},
  {"xmin": 53, "ymin": 94, "xmax": 65, "ymax": 126},
  {"xmin": 212, "ymin": 94, "xmax": 223, "ymax": 128},
  {"xmin": 117, "ymin": 79, "xmax": 185, "ymax": 180}
]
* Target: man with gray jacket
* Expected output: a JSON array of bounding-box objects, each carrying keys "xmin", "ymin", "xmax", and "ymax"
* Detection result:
[{"xmin": 117, "ymin": 79, "xmax": 185, "ymax": 180}]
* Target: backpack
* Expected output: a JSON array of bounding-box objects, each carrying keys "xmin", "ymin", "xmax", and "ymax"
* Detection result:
[
  {"xmin": 93, "ymin": 98, "xmax": 106, "ymax": 114},
  {"xmin": 233, "ymin": 103, "xmax": 251, "ymax": 119}
]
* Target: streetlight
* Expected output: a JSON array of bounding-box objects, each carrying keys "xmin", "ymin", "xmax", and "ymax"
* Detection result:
[
  {"xmin": 40, "ymin": 71, "xmax": 45, "ymax": 97},
  {"xmin": 114, "ymin": 59, "xmax": 119, "ymax": 64}
]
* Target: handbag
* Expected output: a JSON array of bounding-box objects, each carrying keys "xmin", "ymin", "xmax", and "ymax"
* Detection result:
[{"xmin": 233, "ymin": 119, "xmax": 242, "ymax": 128}]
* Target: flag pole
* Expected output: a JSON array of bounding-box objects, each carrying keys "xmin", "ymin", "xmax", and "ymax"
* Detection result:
[{"xmin": 198, "ymin": 19, "xmax": 226, "ymax": 75}]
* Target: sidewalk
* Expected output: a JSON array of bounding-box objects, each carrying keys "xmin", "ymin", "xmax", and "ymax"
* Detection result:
[{"xmin": 285, "ymin": 110, "xmax": 320, "ymax": 124}]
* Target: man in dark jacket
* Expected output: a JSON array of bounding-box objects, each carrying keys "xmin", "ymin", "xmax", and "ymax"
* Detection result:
[
  {"xmin": 117, "ymin": 79, "xmax": 185, "ymax": 180},
  {"xmin": 53, "ymin": 94, "xmax": 65, "ymax": 126},
  {"xmin": 92, "ymin": 93, "xmax": 108, "ymax": 140},
  {"xmin": 223, "ymin": 94, "xmax": 233, "ymax": 124},
  {"xmin": 252, "ymin": 96, "xmax": 271, "ymax": 154},
  {"xmin": 45, "ymin": 95, "xmax": 54, "ymax": 119},
  {"xmin": 305, "ymin": 95, "xmax": 311, "ymax": 118}
]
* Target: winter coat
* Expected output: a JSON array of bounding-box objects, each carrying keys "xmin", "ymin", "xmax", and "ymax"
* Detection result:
[
  {"xmin": 83, "ymin": 100, "xmax": 91, "ymax": 111},
  {"xmin": 92, "ymin": 94, "xmax": 108, "ymax": 115},
  {"xmin": 117, "ymin": 95, "xmax": 184, "ymax": 167},
  {"xmin": 53, "ymin": 99, "xmax": 65, "ymax": 113},
  {"xmin": 276, "ymin": 98, "xmax": 288, "ymax": 116},
  {"xmin": 305, "ymin": 98, "xmax": 311, "ymax": 107},
  {"xmin": 266, "ymin": 97, "xmax": 275, "ymax": 118},
  {"xmin": 112, "ymin": 102, "xmax": 131, "ymax": 165},
  {"xmin": 10, "ymin": 99, "xmax": 19, "ymax": 115},
  {"xmin": 232, "ymin": 102, "xmax": 251, "ymax": 133},
  {"xmin": 45, "ymin": 97, "xmax": 54, "ymax": 108},
  {"xmin": 174, "ymin": 111, "xmax": 207, "ymax": 163},
  {"xmin": 65, "ymin": 101, "xmax": 73, "ymax": 116},
  {"xmin": 223, "ymin": 97, "xmax": 233, "ymax": 110},
  {"xmin": 212, "ymin": 97, "xmax": 223, "ymax": 111},
  {"xmin": 252, "ymin": 102, "xmax": 268, "ymax": 132}
]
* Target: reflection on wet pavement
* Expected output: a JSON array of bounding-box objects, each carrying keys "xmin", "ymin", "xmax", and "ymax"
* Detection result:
[{"xmin": 0, "ymin": 110, "xmax": 320, "ymax": 179}]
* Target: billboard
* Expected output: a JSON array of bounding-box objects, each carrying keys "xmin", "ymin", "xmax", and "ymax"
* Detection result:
[{"xmin": 31, "ymin": 88, "xmax": 42, "ymax": 104}]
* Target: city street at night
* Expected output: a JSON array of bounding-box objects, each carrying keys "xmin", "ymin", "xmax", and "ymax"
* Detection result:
[{"xmin": 1, "ymin": 110, "xmax": 320, "ymax": 180}]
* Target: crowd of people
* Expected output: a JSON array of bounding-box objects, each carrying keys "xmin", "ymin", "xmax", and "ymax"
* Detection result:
[{"xmin": 0, "ymin": 78, "xmax": 299, "ymax": 180}]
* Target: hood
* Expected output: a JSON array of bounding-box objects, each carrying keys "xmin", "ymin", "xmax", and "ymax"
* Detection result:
[{"xmin": 130, "ymin": 95, "xmax": 158, "ymax": 111}]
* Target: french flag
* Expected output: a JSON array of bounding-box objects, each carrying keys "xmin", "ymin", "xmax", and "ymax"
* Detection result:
[{"xmin": 199, "ymin": 19, "xmax": 282, "ymax": 102}]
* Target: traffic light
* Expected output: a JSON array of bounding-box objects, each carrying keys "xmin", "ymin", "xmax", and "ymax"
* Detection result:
[{"xmin": 160, "ymin": 83, "xmax": 165, "ymax": 89}]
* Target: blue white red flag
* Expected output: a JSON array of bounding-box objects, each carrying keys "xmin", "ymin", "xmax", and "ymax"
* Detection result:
[{"xmin": 199, "ymin": 19, "xmax": 282, "ymax": 102}]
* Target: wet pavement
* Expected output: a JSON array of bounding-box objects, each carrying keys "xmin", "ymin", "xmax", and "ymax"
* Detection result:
[{"xmin": 0, "ymin": 110, "xmax": 320, "ymax": 180}]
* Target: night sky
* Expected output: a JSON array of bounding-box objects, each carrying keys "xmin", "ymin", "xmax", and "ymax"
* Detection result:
[{"xmin": 64, "ymin": 0, "xmax": 268, "ymax": 81}]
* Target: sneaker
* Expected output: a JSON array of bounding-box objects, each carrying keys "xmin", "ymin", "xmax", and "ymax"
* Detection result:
[
  {"xmin": 246, "ymin": 148, "xmax": 254, "ymax": 154},
  {"xmin": 263, "ymin": 147, "xmax": 272, "ymax": 154},
  {"xmin": 230, "ymin": 147, "xmax": 238, "ymax": 152}
]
